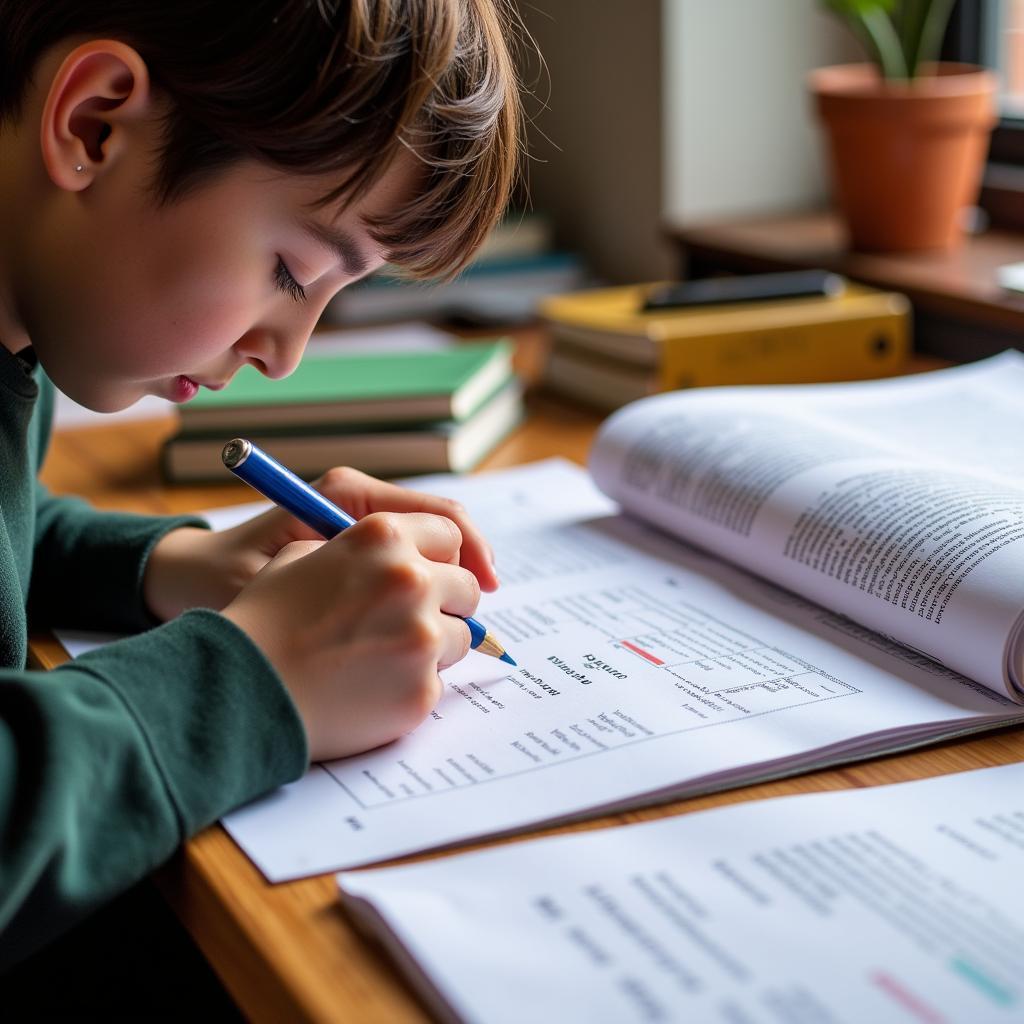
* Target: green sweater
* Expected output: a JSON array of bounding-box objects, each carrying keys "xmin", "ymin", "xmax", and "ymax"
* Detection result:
[{"xmin": 0, "ymin": 346, "xmax": 308, "ymax": 967}]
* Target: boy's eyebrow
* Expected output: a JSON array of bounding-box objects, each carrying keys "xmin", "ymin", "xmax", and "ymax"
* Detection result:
[{"xmin": 301, "ymin": 220, "xmax": 371, "ymax": 278}]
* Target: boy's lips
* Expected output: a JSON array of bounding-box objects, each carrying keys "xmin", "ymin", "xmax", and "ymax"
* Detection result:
[
  {"xmin": 171, "ymin": 375, "xmax": 229, "ymax": 402},
  {"xmin": 172, "ymin": 375, "xmax": 200, "ymax": 402}
]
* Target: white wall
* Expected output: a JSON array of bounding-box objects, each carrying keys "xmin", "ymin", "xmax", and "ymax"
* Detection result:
[
  {"xmin": 663, "ymin": 0, "xmax": 860, "ymax": 223},
  {"xmin": 519, "ymin": 0, "xmax": 861, "ymax": 283}
]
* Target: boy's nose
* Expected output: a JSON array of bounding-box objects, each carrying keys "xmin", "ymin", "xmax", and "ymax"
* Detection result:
[{"xmin": 234, "ymin": 325, "xmax": 307, "ymax": 380}]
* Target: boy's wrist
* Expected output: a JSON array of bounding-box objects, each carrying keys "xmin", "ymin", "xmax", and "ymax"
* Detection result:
[{"xmin": 143, "ymin": 526, "xmax": 241, "ymax": 622}]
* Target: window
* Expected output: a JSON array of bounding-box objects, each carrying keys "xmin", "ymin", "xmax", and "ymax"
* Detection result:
[
  {"xmin": 973, "ymin": 1, "xmax": 1024, "ymax": 115},
  {"xmin": 946, "ymin": 0, "xmax": 1024, "ymax": 225}
]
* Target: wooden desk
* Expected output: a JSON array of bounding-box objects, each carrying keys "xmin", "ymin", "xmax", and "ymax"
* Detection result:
[{"xmin": 30, "ymin": 381, "xmax": 1024, "ymax": 1023}]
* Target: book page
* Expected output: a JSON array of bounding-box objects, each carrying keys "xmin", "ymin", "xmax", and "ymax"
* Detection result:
[
  {"xmin": 590, "ymin": 352, "xmax": 1024, "ymax": 697},
  {"xmin": 214, "ymin": 461, "xmax": 1023, "ymax": 879},
  {"xmin": 338, "ymin": 762, "xmax": 1024, "ymax": 1024}
]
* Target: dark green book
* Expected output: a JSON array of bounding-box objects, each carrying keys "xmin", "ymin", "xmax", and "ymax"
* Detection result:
[
  {"xmin": 163, "ymin": 380, "xmax": 524, "ymax": 483},
  {"xmin": 179, "ymin": 340, "xmax": 514, "ymax": 431}
]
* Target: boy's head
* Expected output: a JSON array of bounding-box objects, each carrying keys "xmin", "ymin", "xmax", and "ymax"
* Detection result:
[{"xmin": 0, "ymin": 1, "xmax": 522, "ymax": 410}]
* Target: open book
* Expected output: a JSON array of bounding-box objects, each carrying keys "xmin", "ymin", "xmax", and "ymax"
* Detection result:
[
  {"xmin": 213, "ymin": 351, "xmax": 1024, "ymax": 880},
  {"xmin": 592, "ymin": 349, "xmax": 1024, "ymax": 700},
  {"xmin": 338, "ymin": 762, "xmax": 1024, "ymax": 1024}
]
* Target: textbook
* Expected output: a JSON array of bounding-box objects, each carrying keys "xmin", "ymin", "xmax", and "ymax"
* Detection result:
[
  {"xmin": 540, "ymin": 280, "xmax": 910, "ymax": 409},
  {"xmin": 177, "ymin": 340, "xmax": 514, "ymax": 432},
  {"xmin": 338, "ymin": 762, "xmax": 1024, "ymax": 1023},
  {"xmin": 214, "ymin": 352, "xmax": 1024, "ymax": 880},
  {"xmin": 162, "ymin": 379, "xmax": 523, "ymax": 482}
]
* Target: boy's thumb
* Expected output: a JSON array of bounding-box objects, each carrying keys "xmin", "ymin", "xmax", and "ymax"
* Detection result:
[{"xmin": 264, "ymin": 538, "xmax": 324, "ymax": 571}]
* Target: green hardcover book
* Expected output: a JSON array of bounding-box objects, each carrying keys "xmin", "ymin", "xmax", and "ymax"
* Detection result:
[
  {"xmin": 179, "ymin": 340, "xmax": 515, "ymax": 431},
  {"xmin": 162, "ymin": 380, "xmax": 524, "ymax": 483}
]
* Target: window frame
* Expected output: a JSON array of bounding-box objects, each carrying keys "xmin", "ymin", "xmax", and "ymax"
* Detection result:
[{"xmin": 945, "ymin": 0, "xmax": 1024, "ymax": 228}]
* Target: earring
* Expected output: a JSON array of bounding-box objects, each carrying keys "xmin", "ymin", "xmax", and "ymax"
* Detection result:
[{"xmin": 74, "ymin": 164, "xmax": 84, "ymax": 172}]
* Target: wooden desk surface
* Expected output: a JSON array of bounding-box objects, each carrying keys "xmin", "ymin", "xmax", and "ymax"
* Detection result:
[{"xmin": 31, "ymin": 374, "xmax": 1024, "ymax": 1023}]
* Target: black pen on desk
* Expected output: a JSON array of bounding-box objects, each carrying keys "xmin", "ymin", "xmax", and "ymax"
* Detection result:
[{"xmin": 221, "ymin": 438, "xmax": 516, "ymax": 666}]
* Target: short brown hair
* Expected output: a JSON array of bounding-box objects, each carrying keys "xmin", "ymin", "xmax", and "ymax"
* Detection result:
[{"xmin": 0, "ymin": 0, "xmax": 523, "ymax": 277}]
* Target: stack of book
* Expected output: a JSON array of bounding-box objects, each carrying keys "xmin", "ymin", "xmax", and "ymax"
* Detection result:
[
  {"xmin": 539, "ymin": 280, "xmax": 911, "ymax": 411},
  {"xmin": 162, "ymin": 340, "xmax": 521, "ymax": 483},
  {"xmin": 326, "ymin": 211, "xmax": 589, "ymax": 328}
]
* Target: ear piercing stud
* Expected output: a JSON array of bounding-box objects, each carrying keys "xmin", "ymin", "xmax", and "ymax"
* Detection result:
[{"xmin": 74, "ymin": 164, "xmax": 84, "ymax": 172}]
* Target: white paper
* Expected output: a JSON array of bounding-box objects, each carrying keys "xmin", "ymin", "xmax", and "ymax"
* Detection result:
[
  {"xmin": 338, "ymin": 762, "xmax": 1024, "ymax": 1024},
  {"xmin": 220, "ymin": 460, "xmax": 1024, "ymax": 879}
]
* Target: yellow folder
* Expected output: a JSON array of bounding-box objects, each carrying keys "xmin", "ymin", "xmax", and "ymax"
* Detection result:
[{"xmin": 540, "ymin": 282, "xmax": 911, "ymax": 391}]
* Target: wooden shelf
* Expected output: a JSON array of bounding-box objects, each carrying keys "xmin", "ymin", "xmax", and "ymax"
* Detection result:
[{"xmin": 666, "ymin": 210, "xmax": 1024, "ymax": 361}]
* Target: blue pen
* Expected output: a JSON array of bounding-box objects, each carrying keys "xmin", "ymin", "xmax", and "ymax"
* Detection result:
[{"xmin": 221, "ymin": 438, "xmax": 515, "ymax": 666}]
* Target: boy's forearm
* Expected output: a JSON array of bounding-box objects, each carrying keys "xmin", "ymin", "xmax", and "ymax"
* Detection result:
[
  {"xmin": 29, "ymin": 484, "xmax": 209, "ymax": 632},
  {"xmin": 0, "ymin": 610, "xmax": 307, "ymax": 968}
]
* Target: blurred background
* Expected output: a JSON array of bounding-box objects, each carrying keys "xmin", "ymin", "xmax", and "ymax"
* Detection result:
[
  {"xmin": 517, "ymin": 0, "xmax": 857, "ymax": 283},
  {"xmin": 61, "ymin": 1, "xmax": 1024, "ymax": 484},
  {"xmin": 518, "ymin": 0, "xmax": 1024, "ymax": 281}
]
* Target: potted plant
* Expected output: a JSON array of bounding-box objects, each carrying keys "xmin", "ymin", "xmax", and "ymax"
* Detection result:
[{"xmin": 811, "ymin": 0, "xmax": 997, "ymax": 251}]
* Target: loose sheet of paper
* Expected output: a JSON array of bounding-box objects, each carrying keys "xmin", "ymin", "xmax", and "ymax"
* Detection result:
[
  {"xmin": 338, "ymin": 762, "xmax": 1024, "ymax": 1024},
  {"xmin": 218, "ymin": 460, "xmax": 1024, "ymax": 879}
]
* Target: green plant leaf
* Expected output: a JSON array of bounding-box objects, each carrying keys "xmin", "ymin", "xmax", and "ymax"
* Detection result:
[
  {"xmin": 820, "ymin": 0, "xmax": 909, "ymax": 79},
  {"xmin": 861, "ymin": 6, "xmax": 910, "ymax": 77},
  {"xmin": 822, "ymin": 0, "xmax": 959, "ymax": 78},
  {"xmin": 896, "ymin": 0, "xmax": 930, "ymax": 74},
  {"xmin": 912, "ymin": 0, "xmax": 959, "ymax": 75},
  {"xmin": 821, "ymin": 0, "xmax": 896, "ymax": 16}
]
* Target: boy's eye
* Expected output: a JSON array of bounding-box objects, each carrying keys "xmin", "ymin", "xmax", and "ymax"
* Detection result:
[{"xmin": 274, "ymin": 257, "xmax": 307, "ymax": 303}]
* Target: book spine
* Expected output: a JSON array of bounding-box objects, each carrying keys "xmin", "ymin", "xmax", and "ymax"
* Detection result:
[{"xmin": 654, "ymin": 308, "xmax": 911, "ymax": 390}]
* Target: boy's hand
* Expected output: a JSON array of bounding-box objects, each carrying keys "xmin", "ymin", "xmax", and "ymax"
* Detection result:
[
  {"xmin": 143, "ymin": 466, "xmax": 499, "ymax": 622},
  {"xmin": 221, "ymin": 511, "xmax": 481, "ymax": 760}
]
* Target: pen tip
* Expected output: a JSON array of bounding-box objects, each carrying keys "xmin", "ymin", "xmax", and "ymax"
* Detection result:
[{"xmin": 500, "ymin": 652, "xmax": 517, "ymax": 666}]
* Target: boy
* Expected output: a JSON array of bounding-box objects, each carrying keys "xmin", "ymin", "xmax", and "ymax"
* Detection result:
[{"xmin": 0, "ymin": 0, "xmax": 522, "ymax": 976}]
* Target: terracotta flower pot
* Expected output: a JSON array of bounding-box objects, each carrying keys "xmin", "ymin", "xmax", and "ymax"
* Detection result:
[{"xmin": 810, "ymin": 62, "xmax": 997, "ymax": 251}]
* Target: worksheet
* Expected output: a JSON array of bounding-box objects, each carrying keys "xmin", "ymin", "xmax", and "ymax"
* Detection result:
[
  {"xmin": 216, "ymin": 460, "xmax": 1024, "ymax": 879},
  {"xmin": 338, "ymin": 762, "xmax": 1024, "ymax": 1024}
]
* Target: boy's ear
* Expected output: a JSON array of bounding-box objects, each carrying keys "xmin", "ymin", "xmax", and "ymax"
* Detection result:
[{"xmin": 39, "ymin": 40, "xmax": 153, "ymax": 192}]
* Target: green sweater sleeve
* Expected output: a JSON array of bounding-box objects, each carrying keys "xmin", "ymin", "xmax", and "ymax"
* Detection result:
[
  {"xmin": 28, "ymin": 481, "xmax": 207, "ymax": 633},
  {"xmin": 0, "ymin": 609, "xmax": 308, "ymax": 969}
]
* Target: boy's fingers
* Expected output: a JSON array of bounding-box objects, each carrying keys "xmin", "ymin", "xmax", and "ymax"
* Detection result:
[
  {"xmin": 344, "ymin": 511, "xmax": 464, "ymax": 565},
  {"xmin": 454, "ymin": 534, "xmax": 499, "ymax": 593},
  {"xmin": 314, "ymin": 469, "xmax": 499, "ymax": 591},
  {"xmin": 423, "ymin": 500, "xmax": 497, "ymax": 591},
  {"xmin": 438, "ymin": 616, "xmax": 474, "ymax": 670},
  {"xmin": 232, "ymin": 502, "xmax": 326, "ymax": 550},
  {"xmin": 431, "ymin": 562, "xmax": 482, "ymax": 620},
  {"xmin": 313, "ymin": 466, "xmax": 430, "ymax": 517}
]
